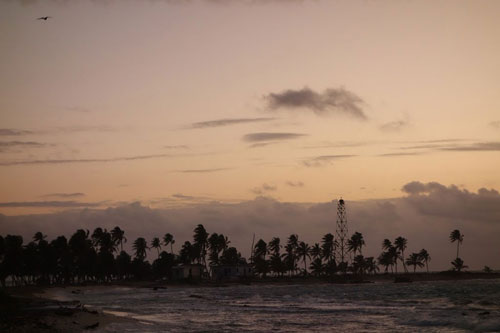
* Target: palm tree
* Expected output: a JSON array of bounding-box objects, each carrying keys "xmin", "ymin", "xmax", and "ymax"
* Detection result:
[
  {"xmin": 163, "ymin": 233, "xmax": 175, "ymax": 253},
  {"xmin": 347, "ymin": 232, "xmax": 365, "ymax": 256},
  {"xmin": 133, "ymin": 237, "xmax": 148, "ymax": 261},
  {"xmin": 405, "ymin": 253, "xmax": 424, "ymax": 273},
  {"xmin": 310, "ymin": 243, "xmax": 321, "ymax": 260},
  {"xmin": 382, "ymin": 239, "xmax": 392, "ymax": 251},
  {"xmin": 33, "ymin": 232, "xmax": 47, "ymax": 244},
  {"xmin": 111, "ymin": 226, "xmax": 127, "ymax": 252},
  {"xmin": 151, "ymin": 237, "xmax": 162, "ymax": 257},
  {"xmin": 321, "ymin": 233, "xmax": 335, "ymax": 264},
  {"xmin": 394, "ymin": 237, "xmax": 408, "ymax": 273},
  {"xmin": 378, "ymin": 251, "xmax": 392, "ymax": 274},
  {"xmin": 296, "ymin": 241, "xmax": 311, "ymax": 276},
  {"xmin": 268, "ymin": 237, "xmax": 281, "ymax": 256},
  {"xmin": 253, "ymin": 239, "xmax": 269, "ymax": 277},
  {"xmin": 351, "ymin": 255, "xmax": 366, "ymax": 275},
  {"xmin": 193, "ymin": 224, "xmax": 209, "ymax": 267},
  {"xmin": 310, "ymin": 258, "xmax": 323, "ymax": 277},
  {"xmin": 418, "ymin": 249, "xmax": 431, "ymax": 273},
  {"xmin": 449, "ymin": 229, "xmax": 464, "ymax": 259},
  {"xmin": 365, "ymin": 257, "xmax": 379, "ymax": 275},
  {"xmin": 451, "ymin": 257, "xmax": 468, "ymax": 272}
]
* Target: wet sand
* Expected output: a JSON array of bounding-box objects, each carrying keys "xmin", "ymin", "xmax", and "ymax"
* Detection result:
[{"xmin": 0, "ymin": 287, "xmax": 133, "ymax": 332}]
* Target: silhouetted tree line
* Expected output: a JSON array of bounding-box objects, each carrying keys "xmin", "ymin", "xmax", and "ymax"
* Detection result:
[{"xmin": 0, "ymin": 225, "xmax": 469, "ymax": 287}]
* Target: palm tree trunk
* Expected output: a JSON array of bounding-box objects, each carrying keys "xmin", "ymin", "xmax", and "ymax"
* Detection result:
[
  {"xmin": 456, "ymin": 242, "xmax": 459, "ymax": 259},
  {"xmin": 426, "ymin": 261, "xmax": 429, "ymax": 273},
  {"xmin": 304, "ymin": 257, "xmax": 307, "ymax": 276}
]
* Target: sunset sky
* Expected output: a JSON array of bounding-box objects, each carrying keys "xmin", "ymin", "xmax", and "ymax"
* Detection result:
[{"xmin": 1, "ymin": 0, "xmax": 499, "ymax": 269}]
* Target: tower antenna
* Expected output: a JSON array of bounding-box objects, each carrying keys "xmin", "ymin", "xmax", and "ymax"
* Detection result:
[{"xmin": 336, "ymin": 198, "xmax": 348, "ymax": 267}]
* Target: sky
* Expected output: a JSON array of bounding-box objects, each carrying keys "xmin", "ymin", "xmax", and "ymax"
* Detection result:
[{"xmin": 1, "ymin": 0, "xmax": 499, "ymax": 270}]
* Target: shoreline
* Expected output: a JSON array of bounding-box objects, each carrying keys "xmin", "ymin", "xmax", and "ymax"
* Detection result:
[{"xmin": 1, "ymin": 287, "xmax": 133, "ymax": 332}]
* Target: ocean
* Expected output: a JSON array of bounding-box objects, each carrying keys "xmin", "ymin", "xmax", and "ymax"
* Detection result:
[{"xmin": 50, "ymin": 279, "xmax": 500, "ymax": 332}]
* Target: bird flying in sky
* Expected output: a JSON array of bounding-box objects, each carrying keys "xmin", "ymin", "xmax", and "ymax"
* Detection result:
[{"xmin": 37, "ymin": 16, "xmax": 51, "ymax": 21}]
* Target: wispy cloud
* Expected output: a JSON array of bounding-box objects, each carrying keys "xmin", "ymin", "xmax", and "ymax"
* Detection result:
[
  {"xmin": 248, "ymin": 142, "xmax": 281, "ymax": 149},
  {"xmin": 302, "ymin": 154, "xmax": 355, "ymax": 167},
  {"xmin": 379, "ymin": 120, "xmax": 409, "ymax": 132},
  {"xmin": 0, "ymin": 141, "xmax": 48, "ymax": 152},
  {"xmin": 439, "ymin": 142, "xmax": 500, "ymax": 152},
  {"xmin": 177, "ymin": 167, "xmax": 234, "ymax": 173},
  {"xmin": 251, "ymin": 183, "xmax": 277, "ymax": 195},
  {"xmin": 164, "ymin": 145, "xmax": 189, "ymax": 149},
  {"xmin": 41, "ymin": 193, "xmax": 86, "ymax": 198},
  {"xmin": 265, "ymin": 87, "xmax": 367, "ymax": 119},
  {"xmin": 0, "ymin": 129, "xmax": 34, "ymax": 136},
  {"xmin": 189, "ymin": 117, "xmax": 275, "ymax": 129},
  {"xmin": 65, "ymin": 106, "xmax": 91, "ymax": 113},
  {"xmin": 488, "ymin": 121, "xmax": 500, "ymax": 129},
  {"xmin": 378, "ymin": 152, "xmax": 422, "ymax": 157},
  {"xmin": 0, "ymin": 153, "xmax": 174, "ymax": 166},
  {"xmin": 0, "ymin": 201, "xmax": 101, "ymax": 208},
  {"xmin": 301, "ymin": 141, "xmax": 369, "ymax": 149},
  {"xmin": 286, "ymin": 181, "xmax": 304, "ymax": 187},
  {"xmin": 243, "ymin": 132, "xmax": 307, "ymax": 142}
]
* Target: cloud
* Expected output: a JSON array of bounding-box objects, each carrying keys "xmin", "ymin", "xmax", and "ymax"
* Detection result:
[
  {"xmin": 489, "ymin": 121, "xmax": 500, "ymax": 129},
  {"xmin": 41, "ymin": 193, "xmax": 86, "ymax": 198},
  {"xmin": 401, "ymin": 181, "xmax": 500, "ymax": 224},
  {"xmin": 0, "ymin": 153, "xmax": 174, "ymax": 166},
  {"xmin": 251, "ymin": 183, "xmax": 277, "ymax": 195},
  {"xmin": 301, "ymin": 141, "xmax": 369, "ymax": 149},
  {"xmin": 439, "ymin": 142, "xmax": 500, "ymax": 152},
  {"xmin": 379, "ymin": 120, "xmax": 409, "ymax": 132},
  {"xmin": 302, "ymin": 154, "xmax": 355, "ymax": 167},
  {"xmin": 0, "ymin": 129, "xmax": 34, "ymax": 136},
  {"xmin": 1, "ymin": 181, "xmax": 499, "ymax": 270},
  {"xmin": 177, "ymin": 167, "xmax": 233, "ymax": 173},
  {"xmin": 163, "ymin": 145, "xmax": 189, "ymax": 149},
  {"xmin": 265, "ymin": 87, "xmax": 367, "ymax": 119},
  {"xmin": 286, "ymin": 181, "xmax": 304, "ymax": 187},
  {"xmin": 0, "ymin": 141, "xmax": 48, "ymax": 152},
  {"xmin": 242, "ymin": 132, "xmax": 307, "ymax": 142},
  {"xmin": 248, "ymin": 142, "xmax": 281, "ymax": 149},
  {"xmin": 189, "ymin": 118, "xmax": 275, "ymax": 129},
  {"xmin": 0, "ymin": 201, "xmax": 100, "ymax": 208},
  {"xmin": 65, "ymin": 106, "xmax": 91, "ymax": 113},
  {"xmin": 11, "ymin": 0, "xmax": 309, "ymax": 5},
  {"xmin": 378, "ymin": 152, "xmax": 421, "ymax": 157}
]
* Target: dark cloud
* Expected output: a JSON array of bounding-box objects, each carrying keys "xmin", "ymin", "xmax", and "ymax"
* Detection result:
[
  {"xmin": 302, "ymin": 154, "xmax": 355, "ymax": 167},
  {"xmin": 177, "ymin": 167, "xmax": 233, "ymax": 173},
  {"xmin": 189, "ymin": 118, "xmax": 275, "ymax": 129},
  {"xmin": 0, "ymin": 153, "xmax": 173, "ymax": 166},
  {"xmin": 439, "ymin": 142, "xmax": 500, "ymax": 152},
  {"xmin": 379, "ymin": 120, "xmax": 409, "ymax": 132},
  {"xmin": 401, "ymin": 181, "xmax": 500, "ymax": 224},
  {"xmin": 265, "ymin": 87, "xmax": 367, "ymax": 119},
  {"xmin": 286, "ymin": 181, "xmax": 304, "ymax": 187},
  {"xmin": 251, "ymin": 183, "xmax": 277, "ymax": 195},
  {"xmin": 0, "ymin": 201, "xmax": 100, "ymax": 208},
  {"xmin": 41, "ymin": 193, "xmax": 86, "ymax": 198},
  {"xmin": 2, "ymin": 182, "xmax": 499, "ymax": 270},
  {"xmin": 0, "ymin": 129, "xmax": 34, "ymax": 136},
  {"xmin": 243, "ymin": 132, "xmax": 307, "ymax": 142}
]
